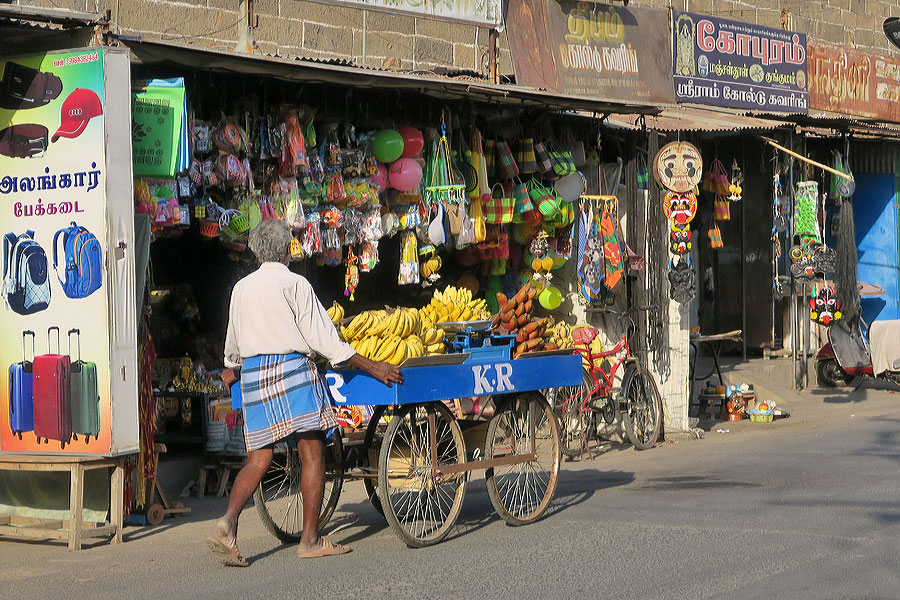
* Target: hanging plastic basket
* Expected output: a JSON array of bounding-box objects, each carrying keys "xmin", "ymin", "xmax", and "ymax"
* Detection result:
[{"xmin": 198, "ymin": 219, "xmax": 220, "ymax": 238}]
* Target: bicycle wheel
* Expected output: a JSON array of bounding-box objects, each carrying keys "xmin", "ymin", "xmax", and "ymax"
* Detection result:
[
  {"xmin": 485, "ymin": 393, "xmax": 560, "ymax": 526},
  {"xmin": 254, "ymin": 434, "xmax": 344, "ymax": 543},
  {"xmin": 621, "ymin": 366, "xmax": 662, "ymax": 450},
  {"xmin": 377, "ymin": 402, "xmax": 466, "ymax": 547},
  {"xmin": 550, "ymin": 367, "xmax": 594, "ymax": 458},
  {"xmin": 363, "ymin": 405, "xmax": 387, "ymax": 517}
]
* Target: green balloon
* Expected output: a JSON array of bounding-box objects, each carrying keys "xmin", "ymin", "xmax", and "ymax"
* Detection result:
[
  {"xmin": 539, "ymin": 286, "xmax": 562, "ymax": 310},
  {"xmin": 374, "ymin": 129, "xmax": 404, "ymax": 163}
]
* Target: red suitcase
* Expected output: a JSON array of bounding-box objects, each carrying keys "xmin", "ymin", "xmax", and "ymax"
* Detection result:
[{"xmin": 33, "ymin": 326, "xmax": 72, "ymax": 449}]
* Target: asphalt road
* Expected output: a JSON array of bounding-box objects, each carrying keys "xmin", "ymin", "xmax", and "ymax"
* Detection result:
[{"xmin": 3, "ymin": 381, "xmax": 900, "ymax": 600}]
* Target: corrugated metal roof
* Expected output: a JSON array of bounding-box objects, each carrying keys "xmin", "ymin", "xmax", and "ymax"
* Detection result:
[
  {"xmin": 605, "ymin": 106, "xmax": 783, "ymax": 132},
  {"xmin": 120, "ymin": 36, "xmax": 662, "ymax": 116}
]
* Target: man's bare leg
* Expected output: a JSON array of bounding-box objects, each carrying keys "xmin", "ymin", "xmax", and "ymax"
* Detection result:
[{"xmin": 209, "ymin": 445, "xmax": 273, "ymax": 561}]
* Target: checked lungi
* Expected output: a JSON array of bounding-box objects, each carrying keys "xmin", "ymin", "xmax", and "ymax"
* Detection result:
[{"xmin": 238, "ymin": 353, "xmax": 338, "ymax": 451}]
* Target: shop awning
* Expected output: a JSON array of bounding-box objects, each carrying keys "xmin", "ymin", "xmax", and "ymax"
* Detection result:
[
  {"xmin": 747, "ymin": 110, "xmax": 900, "ymax": 139},
  {"xmin": 604, "ymin": 105, "xmax": 785, "ymax": 133},
  {"xmin": 117, "ymin": 36, "xmax": 662, "ymax": 116}
]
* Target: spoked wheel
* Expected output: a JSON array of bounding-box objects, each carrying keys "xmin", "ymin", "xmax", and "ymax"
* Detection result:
[
  {"xmin": 377, "ymin": 403, "xmax": 466, "ymax": 548},
  {"xmin": 621, "ymin": 367, "xmax": 662, "ymax": 450},
  {"xmin": 254, "ymin": 433, "xmax": 344, "ymax": 543},
  {"xmin": 550, "ymin": 367, "xmax": 595, "ymax": 458},
  {"xmin": 485, "ymin": 393, "xmax": 560, "ymax": 526},
  {"xmin": 363, "ymin": 405, "xmax": 387, "ymax": 517}
]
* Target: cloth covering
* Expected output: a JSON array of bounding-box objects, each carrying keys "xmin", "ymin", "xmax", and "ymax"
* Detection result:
[
  {"xmin": 240, "ymin": 353, "xmax": 338, "ymax": 450},
  {"xmin": 868, "ymin": 320, "xmax": 900, "ymax": 376}
]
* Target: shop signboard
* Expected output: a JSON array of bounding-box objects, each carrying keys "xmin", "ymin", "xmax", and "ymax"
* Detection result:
[
  {"xmin": 808, "ymin": 39, "xmax": 900, "ymax": 122},
  {"xmin": 506, "ymin": 0, "xmax": 675, "ymax": 104},
  {"xmin": 0, "ymin": 47, "xmax": 138, "ymax": 456},
  {"xmin": 672, "ymin": 10, "xmax": 809, "ymax": 113},
  {"xmin": 305, "ymin": 0, "xmax": 502, "ymax": 27}
]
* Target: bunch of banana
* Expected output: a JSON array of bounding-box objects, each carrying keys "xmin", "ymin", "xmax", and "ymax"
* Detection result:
[
  {"xmin": 326, "ymin": 301, "xmax": 345, "ymax": 324},
  {"xmin": 366, "ymin": 307, "xmax": 421, "ymax": 339},
  {"xmin": 340, "ymin": 310, "xmax": 383, "ymax": 342},
  {"xmin": 348, "ymin": 333, "xmax": 427, "ymax": 365},
  {"xmin": 419, "ymin": 285, "xmax": 490, "ymax": 326},
  {"xmin": 495, "ymin": 282, "xmax": 537, "ymax": 334},
  {"xmin": 548, "ymin": 321, "xmax": 574, "ymax": 350},
  {"xmin": 513, "ymin": 318, "xmax": 548, "ymax": 358},
  {"xmin": 421, "ymin": 326, "xmax": 446, "ymax": 354}
]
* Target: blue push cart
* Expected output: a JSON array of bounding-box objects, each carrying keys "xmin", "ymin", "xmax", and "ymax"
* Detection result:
[{"xmin": 252, "ymin": 338, "xmax": 584, "ymax": 548}]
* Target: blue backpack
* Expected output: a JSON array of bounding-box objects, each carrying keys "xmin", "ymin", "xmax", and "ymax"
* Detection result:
[
  {"xmin": 3, "ymin": 230, "xmax": 50, "ymax": 315},
  {"xmin": 53, "ymin": 222, "xmax": 102, "ymax": 299}
]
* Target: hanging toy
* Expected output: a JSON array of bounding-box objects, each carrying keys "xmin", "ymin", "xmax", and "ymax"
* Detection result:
[
  {"xmin": 290, "ymin": 236, "xmax": 304, "ymax": 261},
  {"xmin": 670, "ymin": 222, "xmax": 693, "ymax": 255},
  {"xmin": 663, "ymin": 190, "xmax": 698, "ymax": 227},
  {"xmin": 358, "ymin": 241, "xmax": 378, "ymax": 272},
  {"xmin": 529, "ymin": 230, "xmax": 553, "ymax": 281},
  {"xmin": 794, "ymin": 181, "xmax": 821, "ymax": 247},
  {"xmin": 399, "ymin": 230, "xmax": 420, "ymax": 285},
  {"xmin": 344, "ymin": 247, "xmax": 360, "ymax": 301},
  {"xmin": 668, "ymin": 256, "xmax": 696, "ymax": 304},
  {"xmin": 419, "ymin": 245, "xmax": 442, "ymax": 284},
  {"xmin": 809, "ymin": 285, "xmax": 842, "ymax": 326},
  {"xmin": 728, "ymin": 159, "xmax": 743, "ymax": 201}
]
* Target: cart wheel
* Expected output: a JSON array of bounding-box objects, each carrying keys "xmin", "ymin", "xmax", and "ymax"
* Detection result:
[
  {"xmin": 621, "ymin": 366, "xmax": 662, "ymax": 450},
  {"xmin": 253, "ymin": 433, "xmax": 344, "ymax": 543},
  {"xmin": 485, "ymin": 392, "xmax": 560, "ymax": 526},
  {"xmin": 146, "ymin": 503, "xmax": 165, "ymax": 526},
  {"xmin": 377, "ymin": 403, "xmax": 466, "ymax": 548},
  {"xmin": 363, "ymin": 406, "xmax": 387, "ymax": 518}
]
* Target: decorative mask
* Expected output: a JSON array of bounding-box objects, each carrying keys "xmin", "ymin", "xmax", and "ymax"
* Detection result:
[
  {"xmin": 668, "ymin": 257, "xmax": 695, "ymax": 305},
  {"xmin": 670, "ymin": 223, "xmax": 692, "ymax": 255},
  {"xmin": 663, "ymin": 191, "xmax": 698, "ymax": 226},
  {"xmin": 653, "ymin": 141, "xmax": 703, "ymax": 193},
  {"xmin": 789, "ymin": 244, "xmax": 836, "ymax": 283},
  {"xmin": 809, "ymin": 285, "xmax": 842, "ymax": 326}
]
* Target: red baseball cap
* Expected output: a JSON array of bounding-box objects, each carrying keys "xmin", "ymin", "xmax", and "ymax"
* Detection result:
[{"xmin": 52, "ymin": 88, "xmax": 103, "ymax": 142}]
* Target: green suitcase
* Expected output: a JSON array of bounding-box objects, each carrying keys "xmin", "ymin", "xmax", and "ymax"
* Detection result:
[{"xmin": 68, "ymin": 328, "xmax": 99, "ymax": 444}]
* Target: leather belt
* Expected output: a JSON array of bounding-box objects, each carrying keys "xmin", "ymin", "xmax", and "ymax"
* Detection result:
[
  {"xmin": 0, "ymin": 124, "xmax": 49, "ymax": 158},
  {"xmin": 0, "ymin": 62, "xmax": 63, "ymax": 110}
]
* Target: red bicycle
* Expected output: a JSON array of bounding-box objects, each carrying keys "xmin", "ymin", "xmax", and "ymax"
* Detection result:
[{"xmin": 549, "ymin": 308, "xmax": 663, "ymax": 456}]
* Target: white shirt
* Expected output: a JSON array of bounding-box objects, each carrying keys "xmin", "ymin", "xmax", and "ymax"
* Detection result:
[{"xmin": 224, "ymin": 262, "xmax": 355, "ymax": 368}]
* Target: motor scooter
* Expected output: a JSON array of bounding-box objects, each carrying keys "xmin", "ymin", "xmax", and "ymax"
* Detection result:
[{"xmin": 815, "ymin": 317, "xmax": 900, "ymax": 387}]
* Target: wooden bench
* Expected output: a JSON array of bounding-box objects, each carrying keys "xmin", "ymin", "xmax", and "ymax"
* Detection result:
[{"xmin": 0, "ymin": 455, "xmax": 126, "ymax": 551}]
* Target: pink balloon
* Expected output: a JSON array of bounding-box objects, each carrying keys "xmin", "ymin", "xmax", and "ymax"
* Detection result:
[
  {"xmin": 371, "ymin": 163, "xmax": 388, "ymax": 191},
  {"xmin": 388, "ymin": 158, "xmax": 423, "ymax": 192},
  {"xmin": 399, "ymin": 126, "xmax": 425, "ymax": 158}
]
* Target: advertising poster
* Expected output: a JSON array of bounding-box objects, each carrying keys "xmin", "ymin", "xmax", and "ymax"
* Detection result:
[
  {"xmin": 672, "ymin": 10, "xmax": 809, "ymax": 113},
  {"xmin": 0, "ymin": 47, "xmax": 136, "ymax": 455},
  {"xmin": 507, "ymin": 0, "xmax": 675, "ymax": 104},
  {"xmin": 808, "ymin": 39, "xmax": 900, "ymax": 122}
]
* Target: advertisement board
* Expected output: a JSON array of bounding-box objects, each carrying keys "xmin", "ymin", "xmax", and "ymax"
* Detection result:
[
  {"xmin": 672, "ymin": 10, "xmax": 808, "ymax": 113},
  {"xmin": 507, "ymin": 0, "xmax": 674, "ymax": 104},
  {"xmin": 0, "ymin": 47, "xmax": 137, "ymax": 456},
  {"xmin": 306, "ymin": 0, "xmax": 502, "ymax": 27},
  {"xmin": 808, "ymin": 39, "xmax": 900, "ymax": 122}
]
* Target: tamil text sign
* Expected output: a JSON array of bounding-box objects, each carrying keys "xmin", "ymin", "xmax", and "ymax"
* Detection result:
[
  {"xmin": 673, "ymin": 10, "xmax": 808, "ymax": 113},
  {"xmin": 808, "ymin": 39, "xmax": 900, "ymax": 122},
  {"xmin": 307, "ymin": 0, "xmax": 502, "ymax": 27},
  {"xmin": 507, "ymin": 0, "xmax": 674, "ymax": 104}
]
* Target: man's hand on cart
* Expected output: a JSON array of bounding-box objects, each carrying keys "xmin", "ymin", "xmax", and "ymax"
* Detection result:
[
  {"xmin": 221, "ymin": 367, "xmax": 239, "ymax": 387},
  {"xmin": 349, "ymin": 354, "xmax": 403, "ymax": 387}
]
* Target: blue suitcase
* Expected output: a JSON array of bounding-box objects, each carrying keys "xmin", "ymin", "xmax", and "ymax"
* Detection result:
[{"xmin": 8, "ymin": 330, "xmax": 35, "ymax": 439}]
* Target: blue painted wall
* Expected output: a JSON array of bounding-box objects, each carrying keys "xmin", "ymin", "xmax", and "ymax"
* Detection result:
[{"xmin": 853, "ymin": 173, "xmax": 899, "ymax": 324}]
